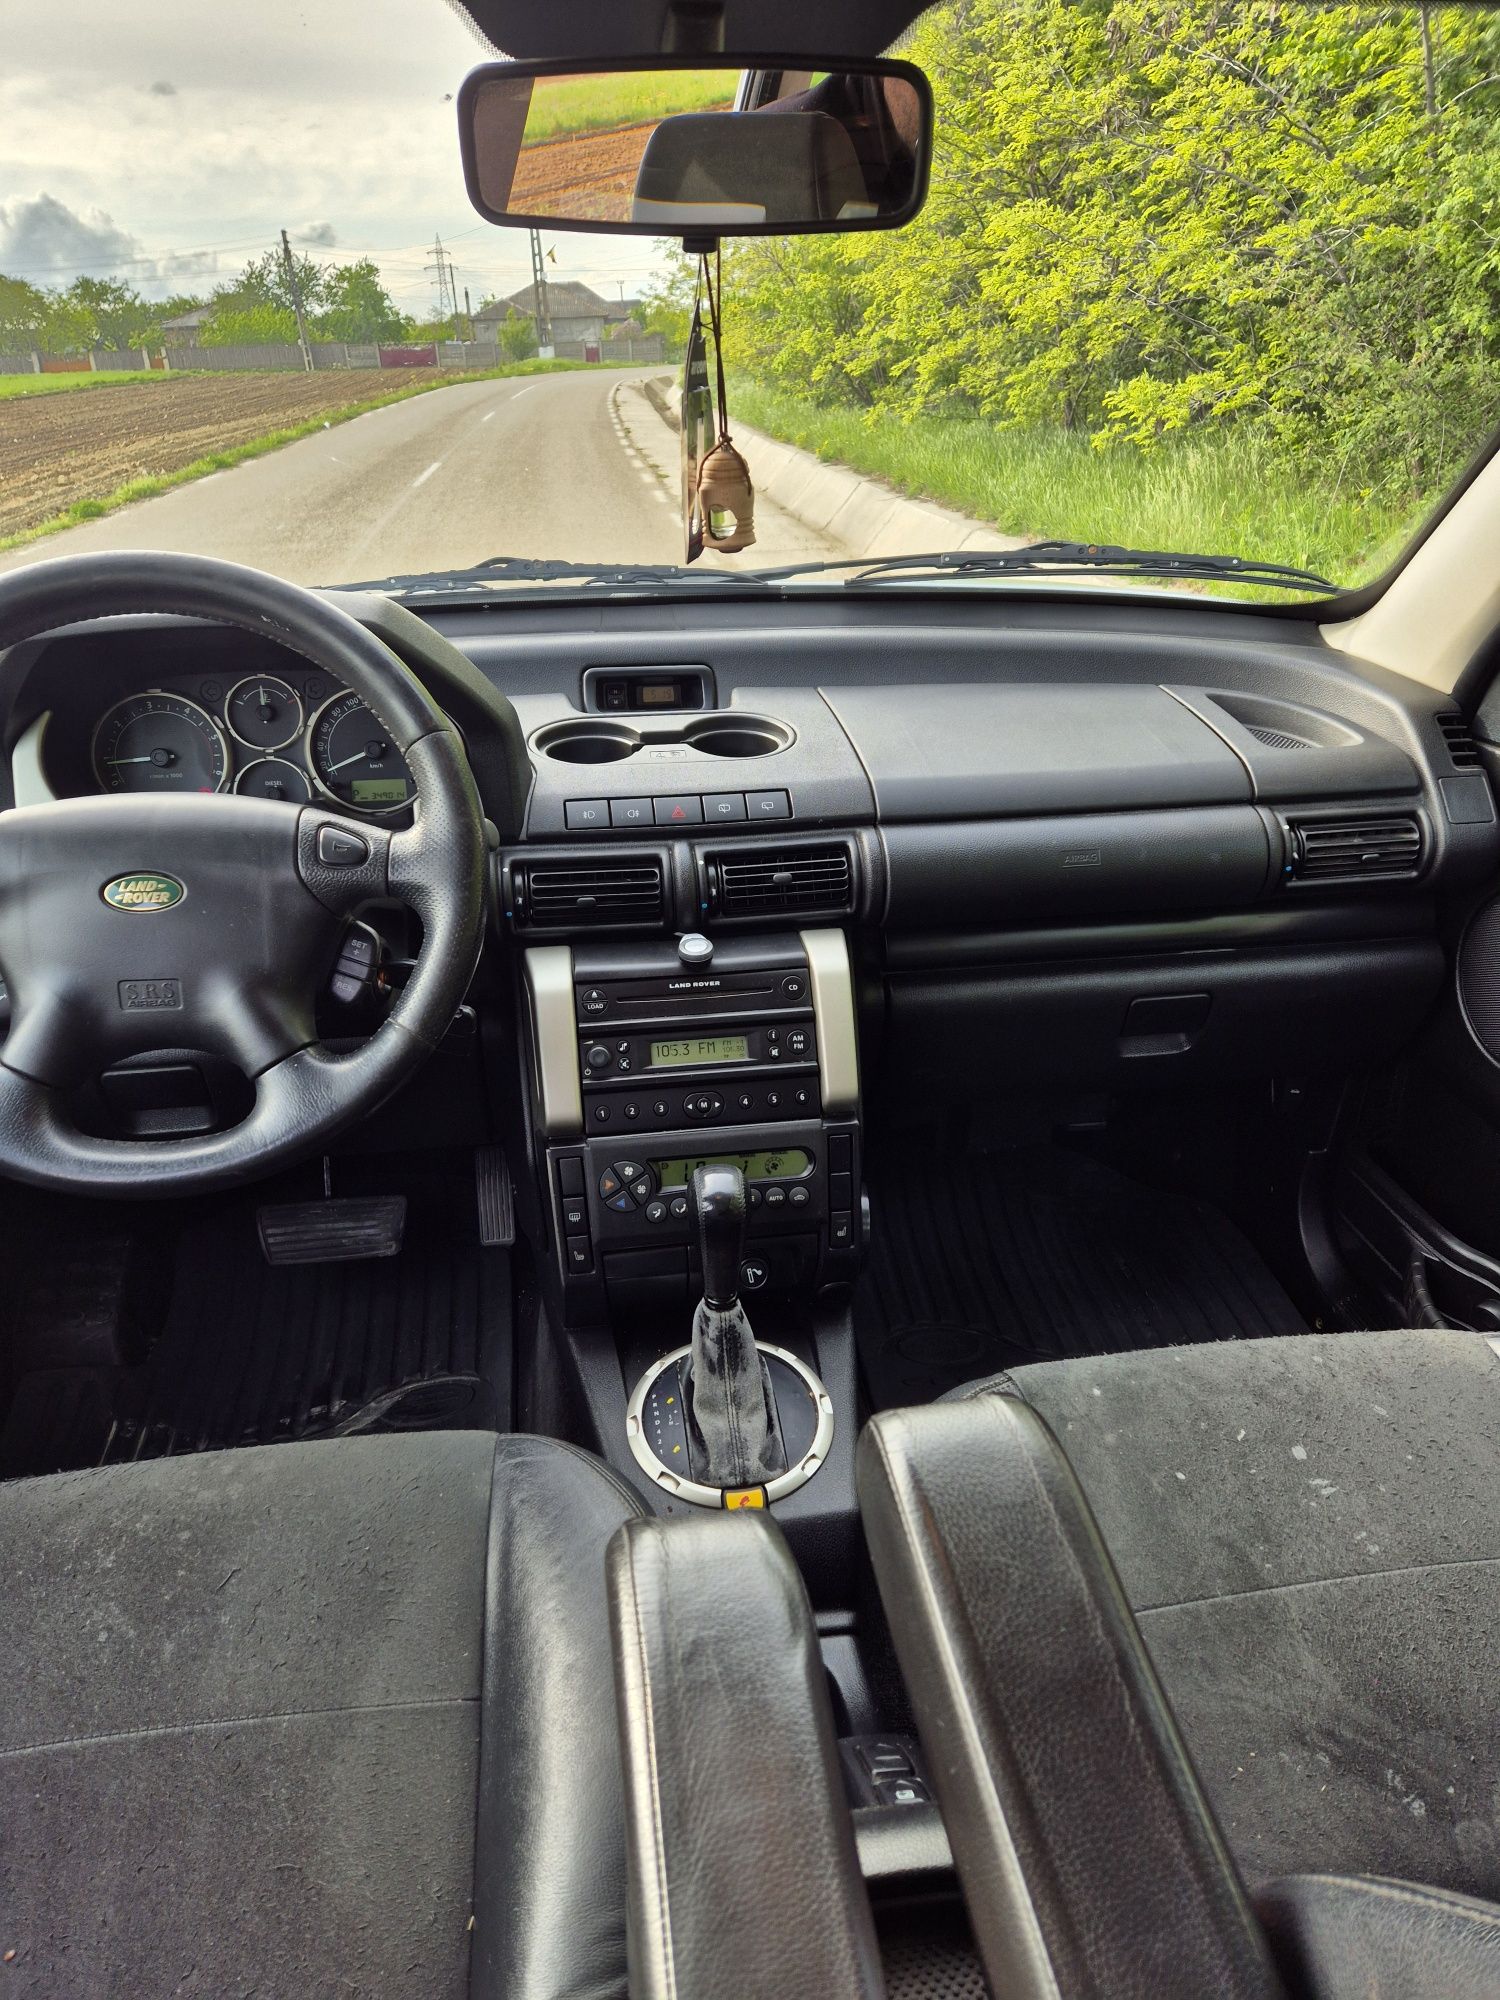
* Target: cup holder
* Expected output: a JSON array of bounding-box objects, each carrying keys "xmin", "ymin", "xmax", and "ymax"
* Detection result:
[
  {"xmin": 534, "ymin": 721, "xmax": 640, "ymax": 765},
  {"xmin": 685, "ymin": 722, "xmax": 791, "ymax": 759},
  {"xmin": 532, "ymin": 712, "xmax": 793, "ymax": 765}
]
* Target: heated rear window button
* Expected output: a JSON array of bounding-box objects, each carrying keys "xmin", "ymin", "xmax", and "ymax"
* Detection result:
[
  {"xmin": 653, "ymin": 795, "xmax": 704, "ymax": 826},
  {"xmin": 745, "ymin": 790, "xmax": 791, "ymax": 821},
  {"xmin": 702, "ymin": 792, "xmax": 747, "ymax": 822},
  {"xmin": 564, "ymin": 799, "xmax": 610, "ymax": 831}
]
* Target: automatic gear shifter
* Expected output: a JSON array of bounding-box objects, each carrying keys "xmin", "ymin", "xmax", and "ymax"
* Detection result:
[{"xmin": 682, "ymin": 1164, "xmax": 787, "ymax": 1489}]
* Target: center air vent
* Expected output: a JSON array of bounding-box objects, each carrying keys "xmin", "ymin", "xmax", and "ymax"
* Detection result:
[
  {"xmin": 1287, "ymin": 815, "xmax": 1423, "ymax": 882},
  {"xmin": 513, "ymin": 854, "xmax": 665, "ymax": 930},
  {"xmin": 1437, "ymin": 712, "xmax": 1481, "ymax": 768},
  {"xmin": 708, "ymin": 842, "xmax": 854, "ymax": 919}
]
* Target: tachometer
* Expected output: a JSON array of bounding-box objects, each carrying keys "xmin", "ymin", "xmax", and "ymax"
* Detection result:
[
  {"xmin": 92, "ymin": 692, "xmax": 228, "ymax": 795},
  {"xmin": 307, "ymin": 690, "xmax": 415, "ymax": 814},
  {"xmin": 226, "ymin": 673, "xmax": 303, "ymax": 751}
]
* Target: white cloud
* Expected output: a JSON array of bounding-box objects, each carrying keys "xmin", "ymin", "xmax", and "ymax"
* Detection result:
[{"xmin": 0, "ymin": 193, "xmax": 145, "ymax": 282}]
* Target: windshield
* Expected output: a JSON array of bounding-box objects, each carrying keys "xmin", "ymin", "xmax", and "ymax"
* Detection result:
[{"xmin": 3, "ymin": 0, "xmax": 1498, "ymax": 602}]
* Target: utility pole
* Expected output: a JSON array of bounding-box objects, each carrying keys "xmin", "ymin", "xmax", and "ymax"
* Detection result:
[
  {"xmin": 426, "ymin": 234, "xmax": 459, "ymax": 337},
  {"xmin": 464, "ymin": 286, "xmax": 474, "ymax": 343},
  {"xmin": 529, "ymin": 228, "xmax": 554, "ymax": 357},
  {"xmin": 280, "ymin": 228, "xmax": 314, "ymax": 371}
]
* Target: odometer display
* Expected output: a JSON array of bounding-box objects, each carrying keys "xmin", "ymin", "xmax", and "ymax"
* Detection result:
[
  {"xmin": 308, "ymin": 690, "xmax": 415, "ymax": 814},
  {"xmin": 92, "ymin": 692, "xmax": 228, "ymax": 795}
]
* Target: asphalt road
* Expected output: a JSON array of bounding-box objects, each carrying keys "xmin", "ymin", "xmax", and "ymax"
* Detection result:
[{"xmin": 0, "ymin": 369, "xmax": 836, "ymax": 587}]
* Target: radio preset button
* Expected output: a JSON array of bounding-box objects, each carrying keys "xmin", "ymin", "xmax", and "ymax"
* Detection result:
[
  {"xmin": 652, "ymin": 1100, "xmax": 670, "ymax": 1119},
  {"xmin": 592, "ymin": 1105, "xmax": 611, "ymax": 1125},
  {"xmin": 623, "ymin": 1103, "xmax": 639, "ymax": 1121}
]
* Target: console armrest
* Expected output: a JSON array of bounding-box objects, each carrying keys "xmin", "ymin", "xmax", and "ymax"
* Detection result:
[
  {"xmin": 607, "ymin": 1511, "xmax": 886, "ymax": 2000},
  {"xmin": 857, "ymin": 1398, "xmax": 1285, "ymax": 2000}
]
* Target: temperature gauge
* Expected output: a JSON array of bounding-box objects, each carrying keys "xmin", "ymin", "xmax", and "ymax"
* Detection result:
[{"xmin": 226, "ymin": 674, "xmax": 303, "ymax": 752}]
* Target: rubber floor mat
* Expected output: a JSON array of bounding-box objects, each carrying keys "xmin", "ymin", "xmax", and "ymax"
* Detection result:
[
  {"xmin": 0, "ymin": 1179, "xmax": 511, "ymax": 1476},
  {"xmin": 858, "ymin": 1146, "xmax": 1306, "ymax": 1407}
]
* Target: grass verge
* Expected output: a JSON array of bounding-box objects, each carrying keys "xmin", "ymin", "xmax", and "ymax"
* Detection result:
[
  {"xmin": 0, "ymin": 359, "xmax": 636, "ymax": 553},
  {"xmin": 0, "ymin": 370, "xmax": 193, "ymax": 401},
  {"xmin": 525, "ymin": 69, "xmax": 733, "ymax": 140},
  {"xmin": 732, "ymin": 380, "xmax": 1422, "ymax": 589}
]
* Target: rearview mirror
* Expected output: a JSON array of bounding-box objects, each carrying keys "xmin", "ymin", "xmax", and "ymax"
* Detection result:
[{"xmin": 457, "ymin": 56, "xmax": 932, "ymax": 238}]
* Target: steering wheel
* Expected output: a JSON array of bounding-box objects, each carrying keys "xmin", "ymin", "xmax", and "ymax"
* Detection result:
[{"xmin": 0, "ymin": 552, "xmax": 487, "ymax": 1196}]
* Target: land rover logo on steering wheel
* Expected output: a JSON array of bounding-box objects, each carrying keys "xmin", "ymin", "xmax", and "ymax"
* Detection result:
[{"xmin": 101, "ymin": 873, "xmax": 185, "ymax": 913}]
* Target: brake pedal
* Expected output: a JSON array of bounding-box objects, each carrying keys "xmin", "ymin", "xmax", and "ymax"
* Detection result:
[{"xmin": 257, "ymin": 1195, "xmax": 407, "ymax": 1266}]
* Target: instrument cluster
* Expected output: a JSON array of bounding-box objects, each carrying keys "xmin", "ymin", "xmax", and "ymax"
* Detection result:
[{"xmin": 89, "ymin": 670, "xmax": 416, "ymax": 817}]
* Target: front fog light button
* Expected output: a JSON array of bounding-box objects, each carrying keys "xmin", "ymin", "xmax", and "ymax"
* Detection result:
[{"xmin": 317, "ymin": 824, "xmax": 370, "ymax": 867}]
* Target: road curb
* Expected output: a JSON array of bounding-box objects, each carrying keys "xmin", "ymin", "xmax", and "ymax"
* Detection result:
[{"xmin": 639, "ymin": 372, "xmax": 1018, "ymax": 559}]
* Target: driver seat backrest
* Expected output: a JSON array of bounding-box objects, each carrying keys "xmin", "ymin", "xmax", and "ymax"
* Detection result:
[{"xmin": 0, "ymin": 1430, "xmax": 642, "ymax": 1999}]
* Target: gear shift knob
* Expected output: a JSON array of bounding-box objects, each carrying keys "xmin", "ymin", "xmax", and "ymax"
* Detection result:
[{"xmin": 692, "ymin": 1162, "xmax": 745, "ymax": 1309}]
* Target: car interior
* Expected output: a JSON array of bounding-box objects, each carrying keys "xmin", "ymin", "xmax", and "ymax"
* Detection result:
[{"xmin": 3, "ymin": 0, "xmax": 1500, "ymax": 1994}]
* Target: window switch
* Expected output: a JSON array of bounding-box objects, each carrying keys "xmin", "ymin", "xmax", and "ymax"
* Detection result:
[{"xmin": 872, "ymin": 1774, "xmax": 931, "ymax": 1808}]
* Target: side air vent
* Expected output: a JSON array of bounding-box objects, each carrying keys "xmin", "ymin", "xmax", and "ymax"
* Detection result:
[
  {"xmin": 1287, "ymin": 816, "xmax": 1423, "ymax": 882},
  {"xmin": 1437, "ymin": 712, "xmax": 1481, "ymax": 768},
  {"xmin": 708, "ymin": 842, "xmax": 854, "ymax": 919},
  {"xmin": 513, "ymin": 854, "xmax": 665, "ymax": 930}
]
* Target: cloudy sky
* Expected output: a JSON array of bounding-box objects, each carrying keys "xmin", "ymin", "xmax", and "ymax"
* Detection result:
[{"xmin": 1, "ymin": 0, "xmax": 669, "ymax": 309}]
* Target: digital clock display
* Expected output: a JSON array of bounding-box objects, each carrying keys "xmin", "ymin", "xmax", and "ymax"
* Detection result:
[
  {"xmin": 638, "ymin": 683, "xmax": 678, "ymax": 706},
  {"xmin": 649, "ymin": 1035, "xmax": 749, "ymax": 1067}
]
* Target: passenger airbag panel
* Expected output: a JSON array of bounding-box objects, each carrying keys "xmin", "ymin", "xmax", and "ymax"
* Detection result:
[{"xmin": 882, "ymin": 807, "xmax": 1271, "ymax": 926}]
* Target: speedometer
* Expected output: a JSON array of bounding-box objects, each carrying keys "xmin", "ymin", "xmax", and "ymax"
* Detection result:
[
  {"xmin": 92, "ymin": 692, "xmax": 228, "ymax": 795},
  {"xmin": 307, "ymin": 690, "xmax": 415, "ymax": 814}
]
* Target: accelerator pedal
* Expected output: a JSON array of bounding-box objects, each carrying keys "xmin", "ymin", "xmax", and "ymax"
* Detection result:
[
  {"xmin": 474, "ymin": 1144, "xmax": 516, "ymax": 1247},
  {"xmin": 257, "ymin": 1194, "xmax": 407, "ymax": 1266}
]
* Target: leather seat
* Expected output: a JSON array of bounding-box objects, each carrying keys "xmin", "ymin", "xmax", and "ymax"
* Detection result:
[
  {"xmin": 0, "ymin": 1431, "xmax": 642, "ymax": 1999},
  {"xmin": 859, "ymin": 1329, "xmax": 1500, "ymax": 2000},
  {"xmin": 947, "ymin": 1329, "xmax": 1500, "ymax": 1904}
]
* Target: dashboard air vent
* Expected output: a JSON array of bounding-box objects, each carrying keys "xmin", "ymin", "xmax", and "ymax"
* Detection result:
[
  {"xmin": 1288, "ymin": 816, "xmax": 1423, "ymax": 881},
  {"xmin": 1437, "ymin": 712, "xmax": 1481, "ymax": 768},
  {"xmin": 515, "ymin": 855, "xmax": 665, "ymax": 930},
  {"xmin": 712, "ymin": 843, "xmax": 854, "ymax": 918}
]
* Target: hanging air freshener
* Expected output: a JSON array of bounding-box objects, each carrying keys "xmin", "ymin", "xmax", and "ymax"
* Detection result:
[
  {"xmin": 680, "ymin": 290, "xmax": 713, "ymax": 563},
  {"xmin": 696, "ymin": 251, "xmax": 755, "ymax": 555}
]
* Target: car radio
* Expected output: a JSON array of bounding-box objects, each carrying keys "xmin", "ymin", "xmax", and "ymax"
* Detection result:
[{"xmin": 524, "ymin": 928, "xmax": 862, "ymax": 1308}]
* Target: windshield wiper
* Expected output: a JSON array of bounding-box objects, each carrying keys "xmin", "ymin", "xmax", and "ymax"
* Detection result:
[
  {"xmin": 751, "ymin": 541, "xmax": 1341, "ymax": 595},
  {"xmin": 342, "ymin": 556, "xmax": 771, "ymax": 595}
]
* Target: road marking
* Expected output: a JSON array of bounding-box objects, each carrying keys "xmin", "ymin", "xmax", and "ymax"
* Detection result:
[
  {"xmin": 512, "ymin": 384, "xmax": 538, "ymax": 400},
  {"xmin": 413, "ymin": 461, "xmax": 442, "ymax": 488},
  {"xmin": 481, "ymin": 410, "xmax": 496, "ymax": 423}
]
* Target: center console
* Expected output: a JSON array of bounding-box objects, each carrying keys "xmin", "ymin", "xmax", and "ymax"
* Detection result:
[
  {"xmin": 522, "ymin": 926, "xmax": 863, "ymax": 1531},
  {"xmin": 525, "ymin": 928, "xmax": 863, "ymax": 1314}
]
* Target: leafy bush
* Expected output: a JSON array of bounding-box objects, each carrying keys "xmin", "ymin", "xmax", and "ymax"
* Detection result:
[{"xmin": 729, "ymin": 1, "xmax": 1500, "ymax": 518}]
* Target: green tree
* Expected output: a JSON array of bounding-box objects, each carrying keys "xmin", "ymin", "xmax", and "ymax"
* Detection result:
[
  {"xmin": 201, "ymin": 302, "xmax": 300, "ymax": 346},
  {"xmin": 0, "ymin": 274, "xmax": 49, "ymax": 350},
  {"xmin": 313, "ymin": 260, "xmax": 409, "ymax": 343}
]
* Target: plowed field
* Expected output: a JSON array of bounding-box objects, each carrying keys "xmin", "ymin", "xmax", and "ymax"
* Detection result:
[{"xmin": 1, "ymin": 370, "xmax": 470, "ymax": 538}]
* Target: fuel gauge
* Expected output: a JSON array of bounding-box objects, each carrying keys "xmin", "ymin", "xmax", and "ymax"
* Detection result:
[
  {"xmin": 234, "ymin": 757, "xmax": 311, "ymax": 803},
  {"xmin": 226, "ymin": 674, "xmax": 303, "ymax": 752}
]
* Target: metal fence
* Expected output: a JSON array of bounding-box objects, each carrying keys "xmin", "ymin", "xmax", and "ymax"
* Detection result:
[{"xmin": 5, "ymin": 334, "xmax": 668, "ymax": 377}]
